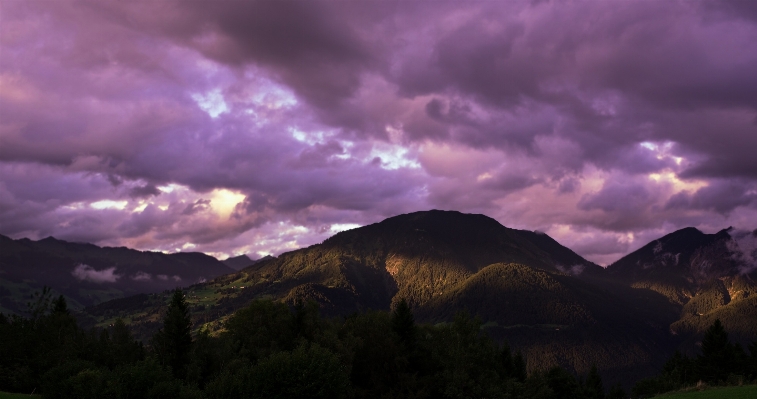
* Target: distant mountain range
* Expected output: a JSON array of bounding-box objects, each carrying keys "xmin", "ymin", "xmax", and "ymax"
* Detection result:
[
  {"xmin": 0, "ymin": 234, "xmax": 234, "ymax": 314},
  {"xmin": 2, "ymin": 210, "xmax": 755, "ymax": 388}
]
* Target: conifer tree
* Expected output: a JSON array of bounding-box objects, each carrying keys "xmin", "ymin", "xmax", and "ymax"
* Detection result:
[
  {"xmin": 749, "ymin": 340, "xmax": 757, "ymax": 377},
  {"xmin": 584, "ymin": 364, "xmax": 605, "ymax": 399},
  {"xmin": 607, "ymin": 383, "xmax": 625, "ymax": 399},
  {"xmin": 27, "ymin": 286, "xmax": 53, "ymax": 319},
  {"xmin": 153, "ymin": 289, "xmax": 192, "ymax": 379},
  {"xmin": 111, "ymin": 318, "xmax": 143, "ymax": 366},
  {"xmin": 52, "ymin": 295, "xmax": 68, "ymax": 315},
  {"xmin": 697, "ymin": 319, "xmax": 732, "ymax": 382},
  {"xmin": 500, "ymin": 342, "xmax": 515, "ymax": 378},
  {"xmin": 391, "ymin": 298, "xmax": 416, "ymax": 351},
  {"xmin": 513, "ymin": 351, "xmax": 527, "ymax": 382}
]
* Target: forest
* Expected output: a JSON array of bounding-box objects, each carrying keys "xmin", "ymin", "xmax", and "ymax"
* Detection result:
[{"xmin": 1, "ymin": 288, "xmax": 755, "ymax": 399}]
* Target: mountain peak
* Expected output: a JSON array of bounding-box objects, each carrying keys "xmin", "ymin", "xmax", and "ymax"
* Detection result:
[
  {"xmin": 607, "ymin": 226, "xmax": 748, "ymax": 305},
  {"xmin": 222, "ymin": 254, "xmax": 254, "ymax": 270}
]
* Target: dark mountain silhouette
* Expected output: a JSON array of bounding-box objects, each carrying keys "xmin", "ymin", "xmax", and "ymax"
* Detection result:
[
  {"xmin": 0, "ymin": 234, "xmax": 233, "ymax": 314},
  {"xmin": 222, "ymin": 254, "xmax": 276, "ymax": 271},
  {"xmin": 222, "ymin": 254, "xmax": 254, "ymax": 270}
]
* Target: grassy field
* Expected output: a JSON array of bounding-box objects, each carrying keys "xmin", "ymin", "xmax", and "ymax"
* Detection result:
[
  {"xmin": 655, "ymin": 385, "xmax": 757, "ymax": 398},
  {"xmin": 0, "ymin": 391, "xmax": 41, "ymax": 398}
]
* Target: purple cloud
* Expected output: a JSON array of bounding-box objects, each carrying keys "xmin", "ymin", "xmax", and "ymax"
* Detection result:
[{"xmin": 0, "ymin": 1, "xmax": 756, "ymax": 265}]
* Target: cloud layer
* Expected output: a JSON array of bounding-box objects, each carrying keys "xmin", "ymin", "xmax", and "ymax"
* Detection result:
[
  {"xmin": 1, "ymin": 0, "xmax": 756, "ymax": 264},
  {"xmin": 72, "ymin": 264, "xmax": 121, "ymax": 284}
]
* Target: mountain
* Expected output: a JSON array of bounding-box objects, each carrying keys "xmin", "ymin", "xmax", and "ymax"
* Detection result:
[
  {"xmin": 222, "ymin": 254, "xmax": 275, "ymax": 271},
  {"xmin": 251, "ymin": 209, "xmax": 605, "ymax": 313},
  {"xmin": 222, "ymin": 255, "xmax": 254, "ymax": 270},
  {"xmin": 78, "ymin": 210, "xmax": 674, "ymax": 386},
  {"xmin": 0, "ymin": 234, "xmax": 233, "ymax": 315},
  {"xmin": 606, "ymin": 227, "xmax": 757, "ymax": 354},
  {"xmin": 9, "ymin": 211, "xmax": 755, "ymax": 388}
]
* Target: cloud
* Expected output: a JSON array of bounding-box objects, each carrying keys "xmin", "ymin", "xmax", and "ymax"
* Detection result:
[
  {"xmin": 1, "ymin": 0, "xmax": 756, "ymax": 265},
  {"xmin": 727, "ymin": 229, "xmax": 757, "ymax": 275},
  {"xmin": 131, "ymin": 271, "xmax": 152, "ymax": 282},
  {"xmin": 71, "ymin": 264, "xmax": 121, "ymax": 284},
  {"xmin": 555, "ymin": 264, "xmax": 586, "ymax": 276},
  {"xmin": 666, "ymin": 180, "xmax": 757, "ymax": 214}
]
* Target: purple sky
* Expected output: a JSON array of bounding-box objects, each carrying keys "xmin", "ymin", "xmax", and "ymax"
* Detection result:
[{"xmin": 1, "ymin": 0, "xmax": 756, "ymax": 265}]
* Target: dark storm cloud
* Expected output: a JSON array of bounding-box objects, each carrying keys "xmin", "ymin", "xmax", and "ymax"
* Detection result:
[
  {"xmin": 579, "ymin": 181, "xmax": 653, "ymax": 215},
  {"xmin": 1, "ymin": 0, "xmax": 756, "ymax": 262},
  {"xmin": 80, "ymin": 0, "xmax": 380, "ymax": 109},
  {"xmin": 129, "ymin": 184, "xmax": 160, "ymax": 198},
  {"xmin": 666, "ymin": 180, "xmax": 757, "ymax": 214}
]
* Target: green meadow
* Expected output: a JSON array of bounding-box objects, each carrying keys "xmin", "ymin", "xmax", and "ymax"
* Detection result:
[
  {"xmin": 655, "ymin": 385, "xmax": 757, "ymax": 398},
  {"xmin": 0, "ymin": 391, "xmax": 41, "ymax": 399}
]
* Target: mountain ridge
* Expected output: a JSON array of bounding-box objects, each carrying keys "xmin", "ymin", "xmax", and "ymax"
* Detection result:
[
  {"xmin": 0, "ymin": 233, "xmax": 233, "ymax": 314},
  {"xmin": 3, "ymin": 211, "xmax": 756, "ymax": 387},
  {"xmin": 74, "ymin": 210, "xmax": 675, "ymax": 386}
]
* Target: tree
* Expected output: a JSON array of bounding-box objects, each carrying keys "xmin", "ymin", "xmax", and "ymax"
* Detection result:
[
  {"xmin": 749, "ymin": 340, "xmax": 757, "ymax": 378},
  {"xmin": 224, "ymin": 299, "xmax": 294, "ymax": 362},
  {"xmin": 249, "ymin": 344, "xmax": 349, "ymax": 399},
  {"xmin": 662, "ymin": 350, "xmax": 694, "ymax": 385},
  {"xmin": 27, "ymin": 286, "xmax": 54, "ymax": 319},
  {"xmin": 697, "ymin": 319, "xmax": 734, "ymax": 382},
  {"xmin": 513, "ymin": 351, "xmax": 527, "ymax": 382},
  {"xmin": 499, "ymin": 342, "xmax": 515, "ymax": 378},
  {"xmin": 153, "ymin": 289, "xmax": 192, "ymax": 379},
  {"xmin": 584, "ymin": 364, "xmax": 605, "ymax": 399},
  {"xmin": 546, "ymin": 366, "xmax": 579, "ymax": 399},
  {"xmin": 110, "ymin": 318, "xmax": 144, "ymax": 366},
  {"xmin": 291, "ymin": 299, "xmax": 321, "ymax": 343},
  {"xmin": 391, "ymin": 298, "xmax": 416, "ymax": 351},
  {"xmin": 52, "ymin": 295, "xmax": 69, "ymax": 315},
  {"xmin": 606, "ymin": 383, "xmax": 625, "ymax": 399}
]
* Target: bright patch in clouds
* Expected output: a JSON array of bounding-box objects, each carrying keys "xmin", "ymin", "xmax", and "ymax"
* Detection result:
[
  {"xmin": 330, "ymin": 223, "xmax": 361, "ymax": 233},
  {"xmin": 210, "ymin": 189, "xmax": 245, "ymax": 218},
  {"xmin": 289, "ymin": 127, "xmax": 331, "ymax": 145},
  {"xmin": 192, "ymin": 88, "xmax": 229, "ymax": 118},
  {"xmin": 648, "ymin": 172, "xmax": 708, "ymax": 192},
  {"xmin": 90, "ymin": 200, "xmax": 128, "ymax": 210},
  {"xmin": 639, "ymin": 141, "xmax": 684, "ymax": 165},
  {"xmin": 158, "ymin": 184, "xmax": 181, "ymax": 193},
  {"xmin": 369, "ymin": 143, "xmax": 420, "ymax": 170}
]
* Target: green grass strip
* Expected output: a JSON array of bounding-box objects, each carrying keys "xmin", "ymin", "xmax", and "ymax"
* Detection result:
[
  {"xmin": 654, "ymin": 385, "xmax": 757, "ymax": 398},
  {"xmin": 0, "ymin": 391, "xmax": 41, "ymax": 399}
]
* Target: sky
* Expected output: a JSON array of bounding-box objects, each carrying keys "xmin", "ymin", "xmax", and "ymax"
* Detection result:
[{"xmin": 1, "ymin": 0, "xmax": 756, "ymax": 266}]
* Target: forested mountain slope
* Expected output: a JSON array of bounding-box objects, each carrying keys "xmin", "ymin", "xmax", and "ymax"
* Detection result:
[
  {"xmin": 607, "ymin": 227, "xmax": 757, "ymax": 354},
  {"xmin": 79, "ymin": 210, "xmax": 673, "ymax": 386}
]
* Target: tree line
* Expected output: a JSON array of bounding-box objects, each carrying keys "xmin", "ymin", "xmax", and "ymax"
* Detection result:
[
  {"xmin": 1, "ymin": 287, "xmax": 755, "ymax": 398},
  {"xmin": 633, "ymin": 318, "xmax": 757, "ymax": 397}
]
